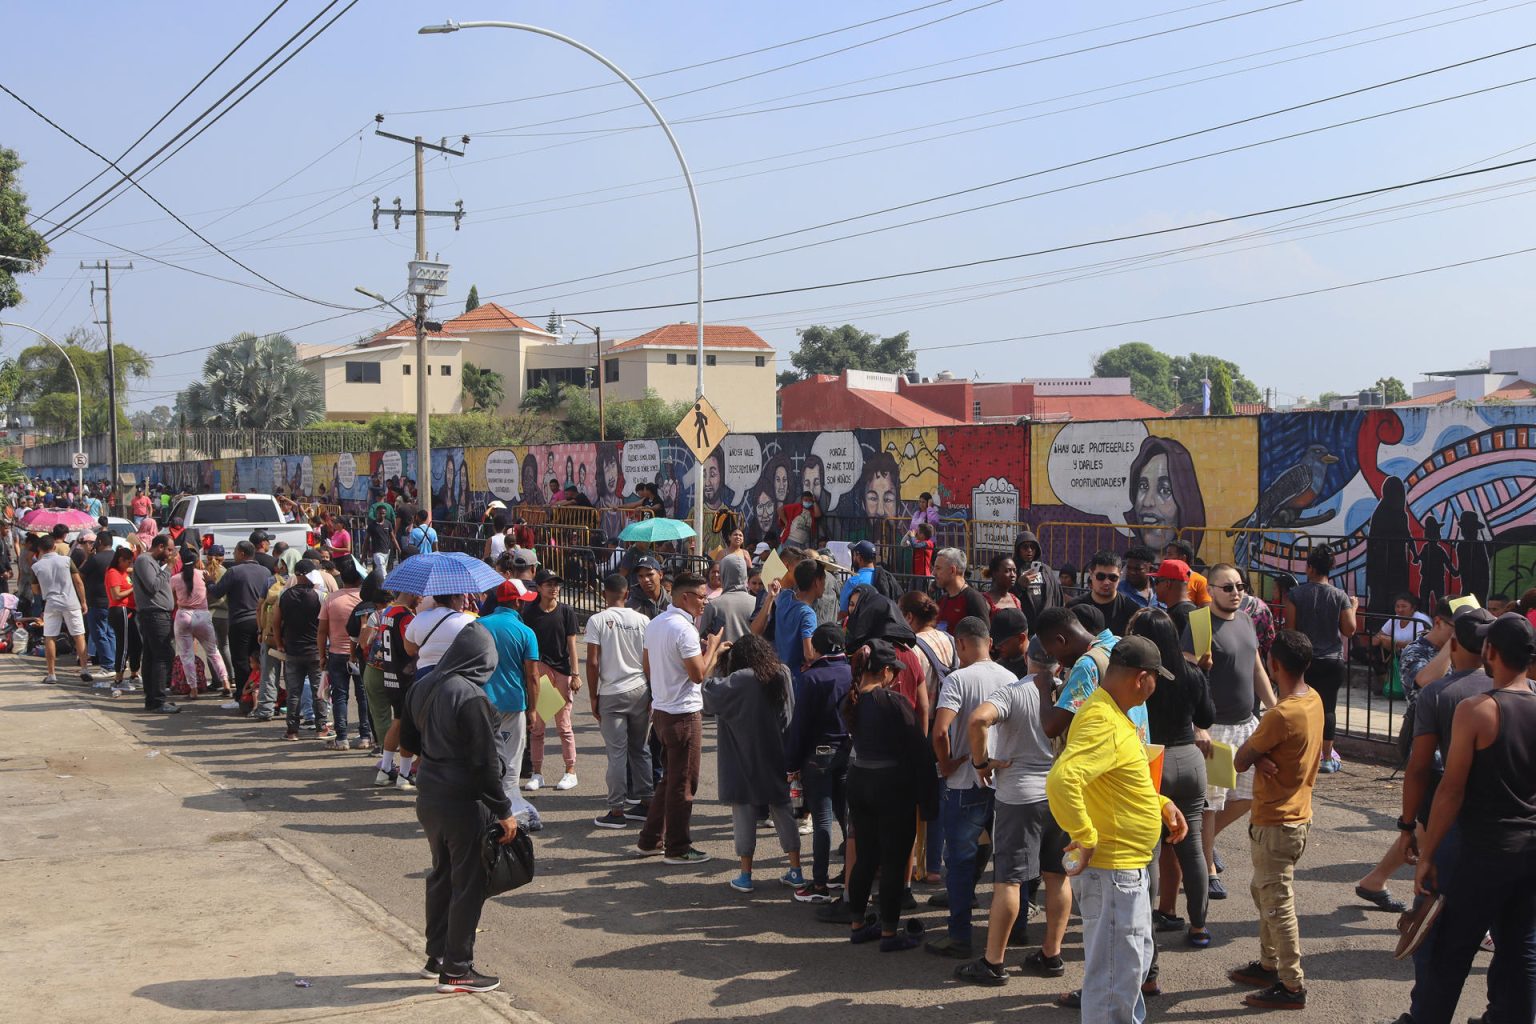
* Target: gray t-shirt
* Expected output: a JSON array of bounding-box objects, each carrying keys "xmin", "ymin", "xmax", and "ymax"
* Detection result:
[
  {"xmin": 32, "ymin": 552, "xmax": 80, "ymax": 610},
  {"xmin": 981, "ymin": 677, "xmax": 1055, "ymax": 805},
  {"xmin": 1414, "ymin": 667, "xmax": 1495, "ymax": 761},
  {"xmin": 1287, "ymin": 581, "xmax": 1351, "ymax": 661},
  {"xmin": 938, "ymin": 659, "xmax": 1018, "ymax": 790},
  {"xmin": 1183, "ymin": 610, "xmax": 1259, "ymax": 725}
]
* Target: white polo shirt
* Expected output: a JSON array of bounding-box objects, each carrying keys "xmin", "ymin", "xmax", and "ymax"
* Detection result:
[{"xmin": 644, "ymin": 605, "xmax": 703, "ymax": 714}]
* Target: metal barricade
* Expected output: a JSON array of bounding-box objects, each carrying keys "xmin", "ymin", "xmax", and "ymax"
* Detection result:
[{"xmin": 1333, "ymin": 609, "xmax": 1425, "ymax": 748}]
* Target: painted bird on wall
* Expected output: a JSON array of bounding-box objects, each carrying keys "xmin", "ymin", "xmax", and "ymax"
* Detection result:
[{"xmin": 1233, "ymin": 443, "xmax": 1341, "ymax": 531}]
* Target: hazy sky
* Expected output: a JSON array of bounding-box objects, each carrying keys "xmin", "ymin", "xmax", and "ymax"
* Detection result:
[{"xmin": 6, "ymin": 0, "xmax": 1536, "ymax": 413}]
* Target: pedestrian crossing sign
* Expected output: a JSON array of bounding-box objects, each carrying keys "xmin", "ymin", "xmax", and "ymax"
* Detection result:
[{"xmin": 676, "ymin": 395, "xmax": 727, "ymax": 463}]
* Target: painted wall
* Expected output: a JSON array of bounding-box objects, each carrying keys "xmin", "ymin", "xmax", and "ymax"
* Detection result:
[{"xmin": 39, "ymin": 407, "xmax": 1536, "ymax": 600}]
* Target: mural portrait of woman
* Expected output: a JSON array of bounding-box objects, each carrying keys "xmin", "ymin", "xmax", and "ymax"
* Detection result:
[
  {"xmin": 857, "ymin": 451, "xmax": 901, "ymax": 520},
  {"xmin": 520, "ymin": 453, "xmax": 543, "ymax": 506},
  {"xmin": 1123, "ymin": 436, "xmax": 1206, "ymax": 554}
]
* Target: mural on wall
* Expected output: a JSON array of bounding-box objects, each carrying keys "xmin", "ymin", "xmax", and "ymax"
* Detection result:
[
  {"xmin": 1028, "ymin": 417, "xmax": 1257, "ymax": 568},
  {"xmin": 936, "ymin": 425, "xmax": 1029, "ymax": 557},
  {"xmin": 1249, "ymin": 408, "xmax": 1536, "ymax": 610}
]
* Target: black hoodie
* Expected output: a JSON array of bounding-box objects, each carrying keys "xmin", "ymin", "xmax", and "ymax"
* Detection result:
[
  {"xmin": 399, "ymin": 622, "xmax": 511, "ymax": 818},
  {"xmin": 1011, "ymin": 530, "xmax": 1063, "ymax": 623},
  {"xmin": 843, "ymin": 584, "xmax": 917, "ymax": 649}
]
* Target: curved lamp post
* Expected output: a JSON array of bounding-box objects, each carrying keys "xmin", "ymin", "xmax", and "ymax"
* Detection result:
[
  {"xmin": 419, "ymin": 19, "xmax": 706, "ymax": 543},
  {"xmin": 0, "ymin": 320, "xmax": 85, "ymax": 492}
]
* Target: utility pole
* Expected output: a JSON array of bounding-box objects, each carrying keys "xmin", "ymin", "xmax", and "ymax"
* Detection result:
[
  {"xmin": 371, "ymin": 117, "xmax": 466, "ymax": 500},
  {"xmin": 556, "ymin": 315, "xmax": 604, "ymax": 439},
  {"xmin": 82, "ymin": 259, "xmax": 132, "ymax": 514}
]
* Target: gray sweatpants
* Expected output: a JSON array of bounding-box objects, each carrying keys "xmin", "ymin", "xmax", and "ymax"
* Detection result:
[
  {"xmin": 493, "ymin": 710, "xmax": 540, "ymax": 823},
  {"xmin": 732, "ymin": 802, "xmax": 801, "ymax": 860},
  {"xmin": 597, "ymin": 686, "xmax": 654, "ymax": 810}
]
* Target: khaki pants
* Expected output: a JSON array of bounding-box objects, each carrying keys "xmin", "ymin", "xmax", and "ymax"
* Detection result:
[{"xmin": 1249, "ymin": 821, "xmax": 1310, "ymax": 988}]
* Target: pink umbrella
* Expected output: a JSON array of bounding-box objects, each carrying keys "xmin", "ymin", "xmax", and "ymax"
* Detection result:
[{"xmin": 18, "ymin": 508, "xmax": 97, "ymax": 532}]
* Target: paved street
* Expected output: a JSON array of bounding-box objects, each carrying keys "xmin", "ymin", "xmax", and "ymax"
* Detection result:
[{"xmin": 0, "ymin": 652, "xmax": 1493, "ymax": 1024}]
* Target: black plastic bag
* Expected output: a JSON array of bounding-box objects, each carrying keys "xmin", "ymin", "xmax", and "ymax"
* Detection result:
[{"xmin": 483, "ymin": 820, "xmax": 535, "ymax": 896}]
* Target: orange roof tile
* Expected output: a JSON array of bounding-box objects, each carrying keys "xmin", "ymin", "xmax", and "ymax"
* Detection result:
[
  {"xmin": 358, "ymin": 318, "xmax": 459, "ymax": 347},
  {"xmin": 1390, "ymin": 379, "xmax": 1536, "ymax": 406},
  {"xmin": 607, "ymin": 323, "xmax": 774, "ymax": 353},
  {"xmin": 441, "ymin": 302, "xmax": 548, "ymax": 334},
  {"xmin": 1031, "ymin": 395, "xmax": 1171, "ymax": 421}
]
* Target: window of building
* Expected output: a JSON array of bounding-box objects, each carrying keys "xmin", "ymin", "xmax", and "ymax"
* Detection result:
[
  {"xmin": 686, "ymin": 353, "xmax": 697, "ymax": 365},
  {"xmin": 427, "ymin": 365, "xmax": 432, "ymax": 375},
  {"xmin": 402, "ymin": 363, "xmax": 411, "ymax": 376},
  {"xmin": 666, "ymin": 353, "xmax": 678, "ymax": 365},
  {"xmin": 972, "ymin": 400, "xmax": 982, "ymax": 420},
  {"xmin": 755, "ymin": 356, "xmax": 766, "ymax": 367},
  {"xmin": 344, "ymin": 361, "xmax": 381, "ymax": 384},
  {"xmin": 706, "ymin": 354, "xmax": 717, "ymax": 367},
  {"xmin": 441, "ymin": 364, "xmax": 452, "ymax": 377},
  {"xmin": 604, "ymin": 358, "xmax": 618, "ymax": 383},
  {"xmin": 525, "ymin": 366, "xmax": 589, "ymax": 392}
]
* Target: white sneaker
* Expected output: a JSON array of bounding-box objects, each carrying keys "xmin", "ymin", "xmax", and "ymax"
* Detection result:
[
  {"xmin": 42, "ymin": 674, "xmax": 58, "ymax": 685},
  {"xmin": 798, "ymin": 817, "xmax": 814, "ymax": 835},
  {"xmin": 522, "ymin": 773, "xmax": 544, "ymax": 792},
  {"xmin": 91, "ymin": 679, "xmax": 113, "ymax": 691},
  {"xmin": 554, "ymin": 772, "xmax": 578, "ymax": 791},
  {"xmin": 219, "ymin": 700, "xmax": 241, "ymax": 710},
  {"xmin": 395, "ymin": 773, "xmax": 417, "ymax": 792},
  {"xmin": 373, "ymin": 768, "xmax": 394, "ymax": 787},
  {"xmin": 118, "ymin": 681, "xmax": 138, "ymax": 693}
]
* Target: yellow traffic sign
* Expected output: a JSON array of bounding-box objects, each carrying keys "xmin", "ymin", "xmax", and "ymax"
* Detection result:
[{"xmin": 676, "ymin": 395, "xmax": 727, "ymax": 462}]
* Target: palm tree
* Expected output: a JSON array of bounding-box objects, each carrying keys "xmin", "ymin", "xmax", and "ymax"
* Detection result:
[
  {"xmin": 461, "ymin": 362, "xmax": 506, "ymax": 412},
  {"xmin": 519, "ymin": 379, "xmax": 567, "ymax": 414},
  {"xmin": 180, "ymin": 332, "xmax": 325, "ymax": 430}
]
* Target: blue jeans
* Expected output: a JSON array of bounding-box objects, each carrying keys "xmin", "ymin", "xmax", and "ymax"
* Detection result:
[
  {"xmin": 327, "ymin": 652, "xmax": 372, "ymax": 741},
  {"xmin": 1411, "ymin": 829, "xmax": 1536, "ymax": 1024},
  {"xmin": 86, "ymin": 606, "xmax": 115, "ymax": 667},
  {"xmin": 284, "ymin": 656, "xmax": 328, "ymax": 733},
  {"xmin": 941, "ymin": 785, "xmax": 995, "ymax": 943},
  {"xmin": 1077, "ymin": 866, "xmax": 1155, "ymax": 1024},
  {"xmin": 800, "ymin": 743, "xmax": 849, "ymax": 887}
]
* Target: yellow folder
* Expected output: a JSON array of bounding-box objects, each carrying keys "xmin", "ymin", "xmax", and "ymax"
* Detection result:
[
  {"xmin": 1189, "ymin": 605, "xmax": 1213, "ymax": 659},
  {"xmin": 534, "ymin": 676, "xmax": 569, "ymax": 722},
  {"xmin": 1208, "ymin": 740, "xmax": 1238, "ymax": 790}
]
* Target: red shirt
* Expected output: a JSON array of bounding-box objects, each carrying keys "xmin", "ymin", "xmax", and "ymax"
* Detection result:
[
  {"xmin": 936, "ymin": 585, "xmax": 991, "ymax": 633},
  {"xmin": 893, "ymin": 645, "xmax": 926, "ymax": 711},
  {"xmin": 131, "ymin": 495, "xmax": 151, "ymax": 516},
  {"xmin": 106, "ymin": 566, "xmax": 135, "ymax": 609},
  {"xmin": 911, "ymin": 540, "xmax": 934, "ymax": 577}
]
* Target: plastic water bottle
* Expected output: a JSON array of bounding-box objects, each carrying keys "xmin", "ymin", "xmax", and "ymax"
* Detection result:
[{"xmin": 1062, "ymin": 847, "xmax": 1083, "ymax": 874}]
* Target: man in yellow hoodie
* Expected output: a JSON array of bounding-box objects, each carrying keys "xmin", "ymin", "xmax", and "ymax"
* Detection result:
[{"xmin": 1046, "ymin": 635, "xmax": 1189, "ymax": 1024}]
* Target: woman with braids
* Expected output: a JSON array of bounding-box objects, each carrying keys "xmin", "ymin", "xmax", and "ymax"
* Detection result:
[
  {"xmin": 983, "ymin": 553, "xmax": 1023, "ymax": 615},
  {"xmin": 703, "ymin": 634, "xmax": 805, "ymax": 894},
  {"xmin": 841, "ymin": 638, "xmax": 938, "ymax": 952}
]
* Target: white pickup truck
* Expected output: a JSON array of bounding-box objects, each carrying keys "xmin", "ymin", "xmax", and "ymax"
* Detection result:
[{"xmin": 167, "ymin": 493, "xmax": 314, "ymax": 553}]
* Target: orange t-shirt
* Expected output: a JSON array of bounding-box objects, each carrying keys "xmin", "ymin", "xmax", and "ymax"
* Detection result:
[
  {"xmin": 1188, "ymin": 571, "xmax": 1211, "ymax": 607},
  {"xmin": 1248, "ymin": 689, "xmax": 1324, "ymax": 825}
]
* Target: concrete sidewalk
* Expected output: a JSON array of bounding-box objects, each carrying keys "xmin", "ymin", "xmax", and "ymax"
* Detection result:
[{"xmin": 0, "ymin": 661, "xmax": 538, "ymax": 1024}]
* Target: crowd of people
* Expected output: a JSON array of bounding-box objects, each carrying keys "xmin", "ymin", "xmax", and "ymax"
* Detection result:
[{"xmin": 7, "ymin": 474, "xmax": 1534, "ymax": 1018}]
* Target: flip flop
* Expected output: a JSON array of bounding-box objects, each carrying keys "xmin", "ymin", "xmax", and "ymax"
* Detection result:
[{"xmin": 1187, "ymin": 929, "xmax": 1211, "ymax": 948}]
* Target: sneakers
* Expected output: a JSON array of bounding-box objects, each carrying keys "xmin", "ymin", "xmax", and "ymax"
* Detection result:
[
  {"xmin": 1209, "ymin": 876, "xmax": 1229, "ymax": 900},
  {"xmin": 794, "ymin": 884, "xmax": 835, "ymax": 904},
  {"xmin": 523, "ymin": 773, "xmax": 544, "ymax": 792},
  {"xmin": 729, "ymin": 871, "xmax": 754, "ymax": 893},
  {"xmin": 662, "ymin": 848, "xmax": 711, "ymax": 865},
  {"xmin": 622, "ymin": 803, "xmax": 650, "ymax": 822},
  {"xmin": 1229, "ymin": 960, "xmax": 1281, "ymax": 987},
  {"xmin": 1243, "ymin": 981, "xmax": 1306, "ymax": 1009},
  {"xmin": 436, "ymin": 967, "xmax": 500, "ymax": 994},
  {"xmin": 1318, "ymin": 755, "xmax": 1342, "ymax": 774},
  {"xmin": 798, "ymin": 817, "xmax": 814, "ymax": 835},
  {"xmin": 1355, "ymin": 885, "xmax": 1408, "ymax": 913},
  {"xmin": 925, "ymin": 935, "xmax": 974, "ymax": 959},
  {"xmin": 91, "ymin": 679, "xmax": 113, "ymax": 691},
  {"xmin": 79, "ymin": 669, "xmax": 94, "ymax": 683},
  {"xmin": 955, "ymin": 957, "xmax": 1008, "ymax": 987},
  {"xmin": 395, "ymin": 773, "xmax": 417, "ymax": 792},
  {"xmin": 118, "ymin": 680, "xmax": 139, "ymax": 693},
  {"xmin": 219, "ymin": 700, "xmax": 241, "ymax": 710},
  {"xmin": 815, "ymin": 897, "xmax": 854, "ymax": 924},
  {"xmin": 523, "ymin": 814, "xmax": 544, "ymax": 833},
  {"xmin": 420, "ymin": 957, "xmax": 441, "ymax": 979},
  {"xmin": 593, "ymin": 810, "xmax": 629, "ymax": 829},
  {"xmin": 373, "ymin": 768, "xmax": 396, "ymax": 787},
  {"xmin": 780, "ymin": 867, "xmax": 806, "ymax": 888},
  {"xmin": 554, "ymin": 772, "xmax": 578, "ymax": 791},
  {"xmin": 250, "ymin": 710, "xmax": 272, "ymax": 721},
  {"xmin": 42, "ymin": 674, "xmax": 58, "ymax": 685},
  {"xmin": 148, "ymin": 703, "xmax": 182, "ymax": 714}
]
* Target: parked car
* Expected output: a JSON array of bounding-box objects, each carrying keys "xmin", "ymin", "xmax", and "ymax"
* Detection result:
[{"xmin": 167, "ymin": 494, "xmax": 313, "ymax": 553}]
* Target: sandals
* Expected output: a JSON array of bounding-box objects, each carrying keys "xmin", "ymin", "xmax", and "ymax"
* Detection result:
[{"xmin": 1188, "ymin": 929, "xmax": 1211, "ymax": 948}]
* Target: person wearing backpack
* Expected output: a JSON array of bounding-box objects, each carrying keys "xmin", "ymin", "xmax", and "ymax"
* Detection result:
[{"xmin": 403, "ymin": 509, "xmax": 437, "ymax": 559}]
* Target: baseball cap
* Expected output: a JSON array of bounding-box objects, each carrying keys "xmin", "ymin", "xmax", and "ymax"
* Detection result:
[
  {"xmin": 207, "ymin": 544, "xmax": 226, "ymax": 557},
  {"xmin": 634, "ymin": 556, "xmax": 662, "ymax": 573},
  {"xmin": 989, "ymin": 607, "xmax": 1030, "ymax": 645},
  {"xmin": 1108, "ymin": 635, "xmax": 1175, "ymax": 680},
  {"xmin": 857, "ymin": 637, "xmax": 902, "ymax": 674},
  {"xmin": 1476, "ymin": 611, "xmax": 1536, "ymax": 665},
  {"xmin": 851, "ymin": 539, "xmax": 878, "ymax": 560},
  {"xmin": 1026, "ymin": 634, "xmax": 1057, "ymax": 669},
  {"xmin": 250, "ymin": 530, "xmax": 273, "ymax": 544},
  {"xmin": 510, "ymin": 547, "xmax": 539, "ymax": 568},
  {"xmin": 534, "ymin": 568, "xmax": 562, "ymax": 586},
  {"xmin": 1453, "ymin": 606, "xmax": 1496, "ymax": 650},
  {"xmin": 811, "ymin": 623, "xmax": 846, "ymax": 654},
  {"xmin": 754, "ymin": 542, "xmax": 772, "ymax": 556},
  {"xmin": 1151, "ymin": 559, "xmax": 1191, "ymax": 582},
  {"xmin": 495, "ymin": 578, "xmax": 538, "ymax": 603}
]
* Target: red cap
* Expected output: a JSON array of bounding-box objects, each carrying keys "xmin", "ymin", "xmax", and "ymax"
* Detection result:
[
  {"xmin": 1151, "ymin": 559, "xmax": 1191, "ymax": 582},
  {"xmin": 496, "ymin": 579, "xmax": 538, "ymax": 603}
]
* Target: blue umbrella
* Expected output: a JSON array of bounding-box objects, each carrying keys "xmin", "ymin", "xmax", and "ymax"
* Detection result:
[
  {"xmin": 383, "ymin": 551, "xmax": 504, "ymax": 595},
  {"xmin": 618, "ymin": 517, "xmax": 697, "ymax": 543}
]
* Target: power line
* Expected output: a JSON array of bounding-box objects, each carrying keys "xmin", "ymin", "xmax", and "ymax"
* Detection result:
[
  {"xmin": 42, "ymin": 0, "xmax": 357, "ymax": 242},
  {"xmin": 29, "ymin": 0, "xmax": 295, "ymax": 228}
]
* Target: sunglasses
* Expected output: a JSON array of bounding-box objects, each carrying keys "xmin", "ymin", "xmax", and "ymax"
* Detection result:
[
  {"xmin": 1214, "ymin": 582, "xmax": 1248, "ymax": 593},
  {"xmin": 1094, "ymin": 572, "xmax": 1120, "ymax": 583}
]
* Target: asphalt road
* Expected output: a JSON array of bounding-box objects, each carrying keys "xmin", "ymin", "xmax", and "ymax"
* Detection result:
[{"xmin": 90, "ymin": 678, "xmax": 1489, "ymax": 1024}]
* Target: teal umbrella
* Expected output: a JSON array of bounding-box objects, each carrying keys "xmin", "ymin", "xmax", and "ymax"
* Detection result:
[{"xmin": 619, "ymin": 517, "xmax": 696, "ymax": 543}]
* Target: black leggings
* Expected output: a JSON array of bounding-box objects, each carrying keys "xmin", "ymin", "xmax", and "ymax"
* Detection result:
[
  {"xmin": 846, "ymin": 765, "xmax": 918, "ymax": 931},
  {"xmin": 1306, "ymin": 657, "xmax": 1345, "ymax": 742},
  {"xmin": 109, "ymin": 605, "xmax": 142, "ymax": 677}
]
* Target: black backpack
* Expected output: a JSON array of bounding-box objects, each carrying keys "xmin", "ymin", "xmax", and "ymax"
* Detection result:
[{"xmin": 872, "ymin": 565, "xmax": 905, "ymax": 604}]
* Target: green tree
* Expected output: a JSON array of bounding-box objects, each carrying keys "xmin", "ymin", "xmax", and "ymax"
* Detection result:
[
  {"xmin": 1377, "ymin": 376, "xmax": 1409, "ymax": 404},
  {"xmin": 13, "ymin": 326, "xmax": 152, "ymax": 435},
  {"xmin": 1209, "ymin": 364, "xmax": 1235, "ymax": 415},
  {"xmin": 1168, "ymin": 353, "xmax": 1260, "ymax": 407},
  {"xmin": 0, "ymin": 147, "xmax": 50, "ymax": 312},
  {"xmin": 546, "ymin": 310, "xmax": 561, "ymax": 335},
  {"xmin": 780, "ymin": 324, "xmax": 915, "ymax": 386},
  {"xmin": 129, "ymin": 405, "xmax": 173, "ymax": 431},
  {"xmin": 178, "ymin": 332, "xmax": 324, "ymax": 430},
  {"xmin": 1092, "ymin": 342, "xmax": 1176, "ymax": 410},
  {"xmin": 561, "ymin": 387, "xmax": 691, "ymax": 441},
  {"xmin": 464, "ymin": 284, "xmax": 480, "ymax": 313},
  {"xmin": 461, "ymin": 362, "xmax": 506, "ymax": 411},
  {"xmin": 519, "ymin": 379, "xmax": 569, "ymax": 414}
]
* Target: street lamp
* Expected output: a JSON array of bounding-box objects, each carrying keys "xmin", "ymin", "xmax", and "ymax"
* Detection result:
[
  {"xmin": 0, "ymin": 320, "xmax": 84, "ymax": 493},
  {"xmin": 356, "ymin": 285, "xmax": 439, "ymax": 503},
  {"xmin": 555, "ymin": 314, "xmax": 605, "ymax": 440},
  {"xmin": 419, "ymin": 19, "xmax": 706, "ymax": 540}
]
